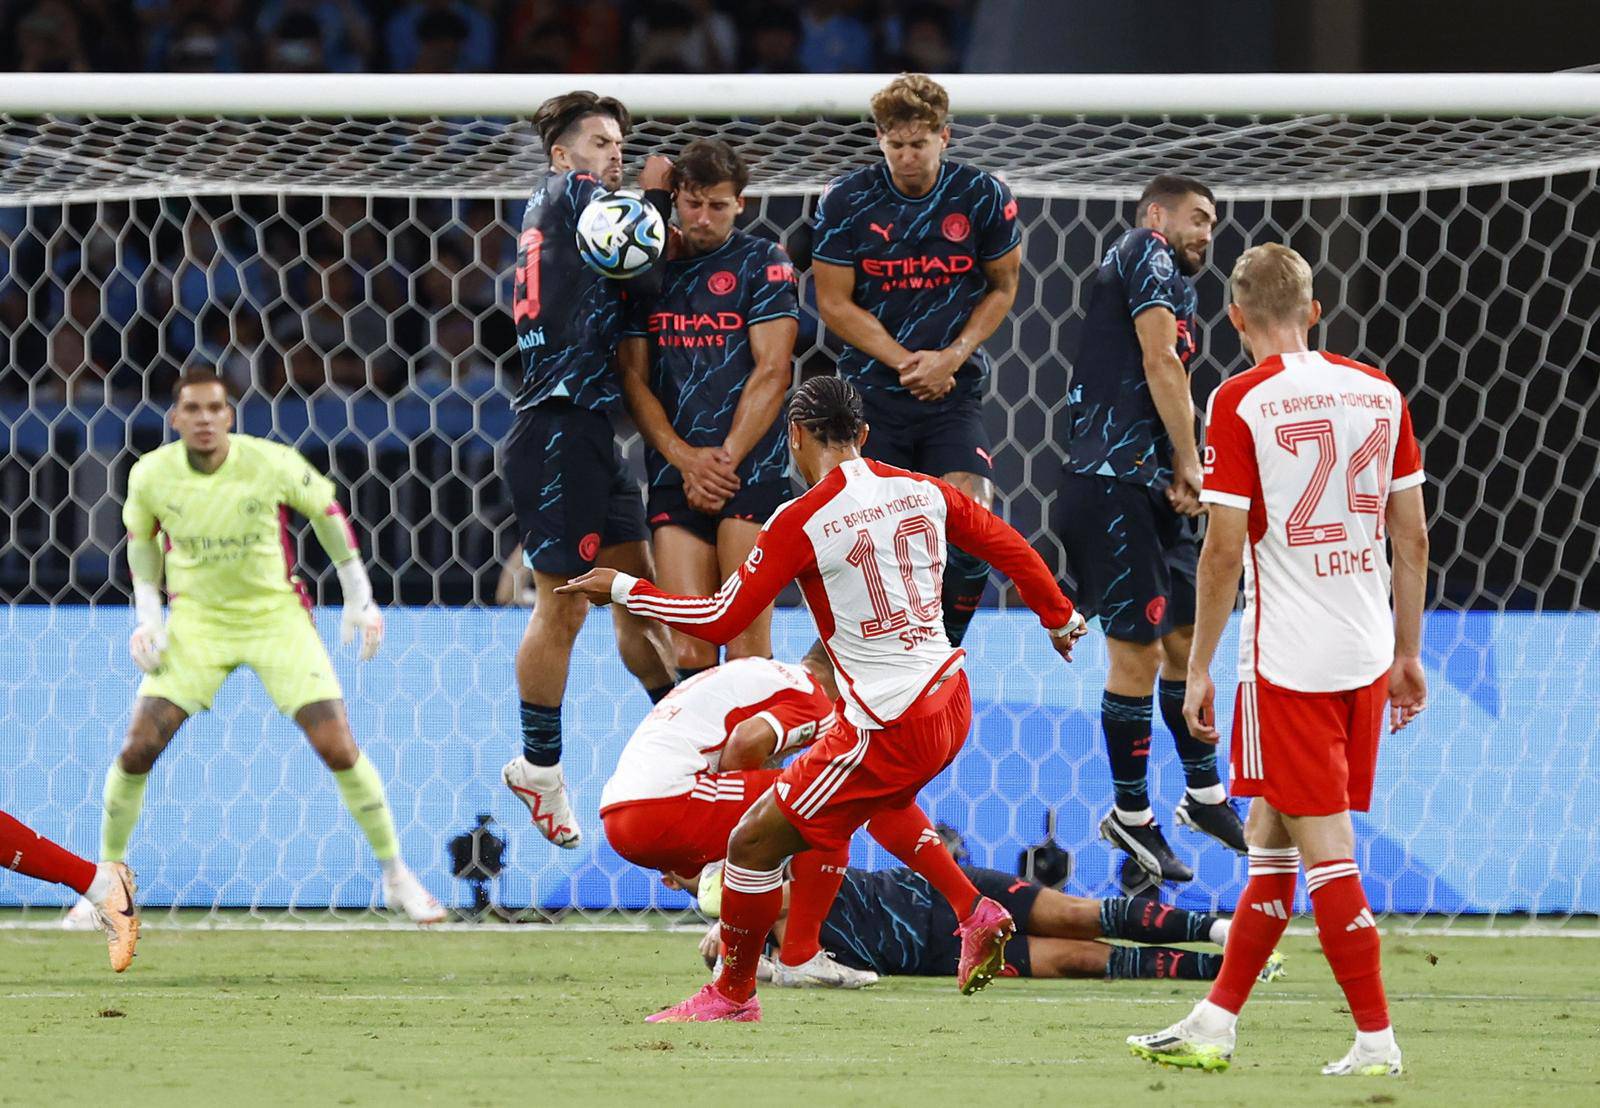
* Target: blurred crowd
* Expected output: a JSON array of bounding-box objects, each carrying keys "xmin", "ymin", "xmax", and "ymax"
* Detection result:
[{"xmin": 0, "ymin": 0, "xmax": 978, "ymax": 76}]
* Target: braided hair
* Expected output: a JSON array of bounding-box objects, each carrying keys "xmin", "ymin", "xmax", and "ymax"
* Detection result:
[{"xmin": 787, "ymin": 376, "xmax": 865, "ymax": 447}]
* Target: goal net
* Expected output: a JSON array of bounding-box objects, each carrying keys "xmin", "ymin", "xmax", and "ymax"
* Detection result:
[{"xmin": 1, "ymin": 74, "xmax": 1596, "ymax": 928}]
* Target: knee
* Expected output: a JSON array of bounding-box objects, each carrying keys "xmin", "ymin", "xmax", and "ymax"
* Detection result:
[
  {"xmin": 117, "ymin": 735, "xmax": 160, "ymax": 775},
  {"xmin": 1108, "ymin": 641, "xmax": 1163, "ymax": 687},
  {"xmin": 675, "ymin": 637, "xmax": 716, "ymax": 668},
  {"xmin": 314, "ymin": 733, "xmax": 360, "ymax": 772},
  {"xmin": 536, "ymin": 591, "xmax": 590, "ymax": 640}
]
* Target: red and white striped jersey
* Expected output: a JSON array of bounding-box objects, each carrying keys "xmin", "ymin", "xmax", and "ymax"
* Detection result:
[
  {"xmin": 1201, "ymin": 351, "xmax": 1425, "ymax": 693},
  {"xmin": 613, "ymin": 458, "xmax": 1075, "ymax": 729},
  {"xmin": 599, "ymin": 657, "xmax": 833, "ymax": 811}
]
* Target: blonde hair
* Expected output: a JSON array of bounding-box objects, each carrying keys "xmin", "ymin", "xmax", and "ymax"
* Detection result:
[
  {"xmin": 870, "ymin": 73, "xmax": 949, "ymax": 133},
  {"xmin": 1230, "ymin": 243, "xmax": 1314, "ymax": 326}
]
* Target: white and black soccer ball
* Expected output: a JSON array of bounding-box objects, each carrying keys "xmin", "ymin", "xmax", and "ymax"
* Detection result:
[{"xmin": 575, "ymin": 189, "xmax": 666, "ymax": 279}]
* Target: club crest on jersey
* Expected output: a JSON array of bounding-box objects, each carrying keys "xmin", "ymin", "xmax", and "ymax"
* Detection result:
[
  {"xmin": 941, "ymin": 212, "xmax": 971, "ymax": 242},
  {"xmin": 708, "ymin": 270, "xmax": 737, "ymax": 295},
  {"xmin": 239, "ymin": 498, "xmax": 263, "ymax": 516},
  {"xmin": 1149, "ymin": 249, "xmax": 1176, "ymax": 281}
]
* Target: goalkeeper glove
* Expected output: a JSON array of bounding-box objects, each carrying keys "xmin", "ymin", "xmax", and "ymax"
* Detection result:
[{"xmin": 336, "ymin": 558, "xmax": 384, "ymax": 662}]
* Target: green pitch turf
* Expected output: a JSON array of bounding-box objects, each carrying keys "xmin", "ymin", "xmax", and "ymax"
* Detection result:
[{"xmin": 1, "ymin": 927, "xmax": 1595, "ymax": 1106}]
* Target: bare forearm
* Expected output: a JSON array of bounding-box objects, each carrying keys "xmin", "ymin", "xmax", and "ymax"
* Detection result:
[
  {"xmin": 723, "ymin": 362, "xmax": 788, "ymax": 467},
  {"xmin": 621, "ymin": 367, "xmax": 691, "ymax": 469},
  {"xmin": 820, "ymin": 296, "xmax": 911, "ymax": 367},
  {"xmin": 952, "ymin": 281, "xmax": 1017, "ymax": 358},
  {"xmin": 1189, "ymin": 543, "xmax": 1242, "ymax": 675},
  {"xmin": 1391, "ymin": 535, "xmax": 1429, "ymax": 656},
  {"xmin": 1145, "ymin": 353, "xmax": 1200, "ymax": 464}
]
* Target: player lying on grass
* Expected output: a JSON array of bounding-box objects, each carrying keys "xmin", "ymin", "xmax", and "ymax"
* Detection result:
[
  {"xmin": 690, "ymin": 856, "xmax": 1285, "ymax": 985},
  {"xmin": 67, "ymin": 369, "xmax": 443, "ymax": 927},
  {"xmin": 1, "ymin": 811, "xmax": 138, "ymax": 971},
  {"xmin": 603, "ymin": 654, "xmax": 966, "ymax": 989},
  {"xmin": 561, "ymin": 376, "xmax": 1088, "ymax": 1023}
]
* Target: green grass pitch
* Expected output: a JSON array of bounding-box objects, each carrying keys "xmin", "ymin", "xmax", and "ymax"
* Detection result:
[{"xmin": 1, "ymin": 927, "xmax": 1596, "ymax": 1106}]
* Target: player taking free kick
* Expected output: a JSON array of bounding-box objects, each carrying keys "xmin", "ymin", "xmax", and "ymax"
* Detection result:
[
  {"xmin": 68, "ymin": 369, "xmax": 444, "ymax": 926},
  {"xmin": 1127, "ymin": 244, "xmax": 1428, "ymax": 1076},
  {"xmin": 560, "ymin": 376, "xmax": 1088, "ymax": 1022}
]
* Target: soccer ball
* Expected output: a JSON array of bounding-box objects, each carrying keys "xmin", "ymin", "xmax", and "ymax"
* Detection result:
[{"xmin": 575, "ymin": 189, "xmax": 666, "ymax": 279}]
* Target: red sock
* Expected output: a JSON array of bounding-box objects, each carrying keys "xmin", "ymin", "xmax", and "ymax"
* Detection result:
[
  {"xmin": 779, "ymin": 846, "xmax": 849, "ymax": 966},
  {"xmin": 1306, "ymin": 858, "xmax": 1390, "ymax": 1032},
  {"xmin": 867, "ymin": 803, "xmax": 980, "ymax": 922},
  {"xmin": 1207, "ymin": 846, "xmax": 1299, "ymax": 1014},
  {"xmin": 713, "ymin": 860, "xmax": 786, "ymax": 1003},
  {"xmin": 0, "ymin": 810, "xmax": 96, "ymax": 895}
]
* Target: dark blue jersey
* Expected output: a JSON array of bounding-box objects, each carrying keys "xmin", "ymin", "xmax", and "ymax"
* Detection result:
[
  {"xmin": 623, "ymin": 230, "xmax": 799, "ymax": 488},
  {"xmin": 1064, "ymin": 227, "xmax": 1200, "ymax": 488},
  {"xmin": 811, "ymin": 161, "xmax": 1019, "ymax": 411},
  {"xmin": 511, "ymin": 172, "xmax": 666, "ymax": 413},
  {"xmin": 817, "ymin": 865, "xmax": 937, "ymax": 975}
]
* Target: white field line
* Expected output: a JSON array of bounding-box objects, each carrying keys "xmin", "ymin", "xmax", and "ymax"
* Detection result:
[{"xmin": 0, "ymin": 920, "xmax": 1596, "ymax": 938}]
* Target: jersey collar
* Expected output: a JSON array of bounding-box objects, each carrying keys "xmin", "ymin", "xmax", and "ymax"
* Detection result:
[{"xmin": 879, "ymin": 161, "xmax": 948, "ymax": 204}]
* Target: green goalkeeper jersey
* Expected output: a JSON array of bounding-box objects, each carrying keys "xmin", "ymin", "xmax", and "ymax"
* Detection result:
[{"xmin": 123, "ymin": 434, "xmax": 340, "ymax": 619}]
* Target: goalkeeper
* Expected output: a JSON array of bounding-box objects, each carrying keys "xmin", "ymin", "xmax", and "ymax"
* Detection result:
[{"xmin": 68, "ymin": 370, "xmax": 443, "ymax": 924}]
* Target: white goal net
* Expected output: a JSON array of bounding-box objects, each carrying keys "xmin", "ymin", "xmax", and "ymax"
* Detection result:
[{"xmin": 1, "ymin": 74, "xmax": 1596, "ymax": 928}]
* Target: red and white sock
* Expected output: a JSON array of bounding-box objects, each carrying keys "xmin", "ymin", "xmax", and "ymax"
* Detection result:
[
  {"xmin": 1206, "ymin": 845, "xmax": 1300, "ymax": 1016},
  {"xmin": 779, "ymin": 846, "xmax": 849, "ymax": 967},
  {"xmin": 1306, "ymin": 858, "xmax": 1390, "ymax": 1032},
  {"xmin": 867, "ymin": 803, "xmax": 981, "ymax": 922},
  {"xmin": 0, "ymin": 810, "xmax": 96, "ymax": 895},
  {"xmin": 713, "ymin": 860, "xmax": 786, "ymax": 1003}
]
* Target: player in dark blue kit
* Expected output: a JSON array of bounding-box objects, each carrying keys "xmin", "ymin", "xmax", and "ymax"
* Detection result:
[
  {"xmin": 502, "ymin": 90, "xmax": 678, "ymax": 850},
  {"xmin": 811, "ymin": 73, "xmax": 1022, "ymax": 652},
  {"xmin": 619, "ymin": 139, "xmax": 798, "ymax": 680},
  {"xmin": 1056, "ymin": 175, "xmax": 1246, "ymax": 883}
]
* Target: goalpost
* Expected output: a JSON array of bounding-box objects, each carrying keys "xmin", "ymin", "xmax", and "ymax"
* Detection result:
[{"xmin": 0, "ymin": 73, "xmax": 1596, "ymax": 929}]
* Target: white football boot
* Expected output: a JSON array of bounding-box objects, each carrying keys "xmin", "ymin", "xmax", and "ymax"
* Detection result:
[
  {"xmin": 382, "ymin": 863, "xmax": 447, "ymax": 924},
  {"xmin": 1322, "ymin": 1033, "xmax": 1403, "ymax": 1076},
  {"xmin": 502, "ymin": 757, "xmax": 581, "ymax": 849},
  {"xmin": 769, "ymin": 950, "xmax": 879, "ymax": 989},
  {"xmin": 1128, "ymin": 1003, "xmax": 1237, "ymax": 1072}
]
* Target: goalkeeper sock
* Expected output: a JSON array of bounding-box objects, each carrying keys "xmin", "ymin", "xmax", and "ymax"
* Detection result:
[
  {"xmin": 675, "ymin": 666, "xmax": 711, "ymax": 684},
  {"xmin": 1159, "ymin": 678, "xmax": 1224, "ymax": 802},
  {"xmin": 1307, "ymin": 858, "xmax": 1391, "ymax": 1031},
  {"xmin": 1099, "ymin": 896, "xmax": 1214, "ymax": 944},
  {"xmin": 333, "ymin": 753, "xmax": 400, "ymax": 864},
  {"xmin": 0, "ymin": 811, "xmax": 97, "ymax": 894},
  {"xmin": 715, "ymin": 861, "xmax": 786, "ymax": 1002},
  {"xmin": 867, "ymin": 802, "xmax": 981, "ymax": 922},
  {"xmin": 646, "ymin": 683, "xmax": 675, "ymax": 705},
  {"xmin": 101, "ymin": 762, "xmax": 150, "ymax": 864},
  {"xmin": 1102, "ymin": 691, "xmax": 1154, "ymax": 818},
  {"xmin": 1207, "ymin": 846, "xmax": 1299, "ymax": 1014},
  {"xmin": 941, "ymin": 546, "xmax": 990, "ymax": 648},
  {"xmin": 1106, "ymin": 945, "xmax": 1219, "ymax": 981},
  {"xmin": 520, "ymin": 701, "xmax": 562, "ymax": 767},
  {"xmin": 778, "ymin": 845, "xmax": 849, "ymax": 967}
]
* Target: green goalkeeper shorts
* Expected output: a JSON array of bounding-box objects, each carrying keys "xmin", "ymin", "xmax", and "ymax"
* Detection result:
[{"xmin": 137, "ymin": 602, "xmax": 344, "ymax": 718}]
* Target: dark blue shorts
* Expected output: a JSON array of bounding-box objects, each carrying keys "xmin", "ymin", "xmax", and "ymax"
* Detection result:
[
  {"xmin": 923, "ymin": 866, "xmax": 1044, "ymax": 978},
  {"xmin": 504, "ymin": 400, "xmax": 647, "ymax": 578},
  {"xmin": 858, "ymin": 385, "xmax": 994, "ymax": 480},
  {"xmin": 645, "ymin": 480, "xmax": 792, "ymax": 543},
  {"xmin": 1054, "ymin": 473, "xmax": 1197, "ymax": 644}
]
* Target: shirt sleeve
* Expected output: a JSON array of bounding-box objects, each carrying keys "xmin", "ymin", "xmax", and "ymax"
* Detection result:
[
  {"xmin": 562, "ymin": 170, "xmax": 603, "ymax": 217},
  {"xmin": 746, "ymin": 244, "xmax": 800, "ymax": 324},
  {"xmin": 975, "ymin": 173, "xmax": 1021, "ymax": 261},
  {"xmin": 752, "ymin": 683, "xmax": 835, "ymax": 756},
  {"xmin": 1390, "ymin": 391, "xmax": 1425, "ymax": 491},
  {"xmin": 121, "ymin": 458, "xmax": 157, "ymax": 540},
  {"xmin": 617, "ymin": 504, "xmax": 816, "ymax": 645},
  {"xmin": 810, "ymin": 179, "xmax": 856, "ymax": 266},
  {"xmin": 935, "ymin": 478, "xmax": 1076, "ymax": 630},
  {"xmin": 278, "ymin": 443, "xmax": 339, "ymax": 519},
  {"xmin": 1124, "ymin": 233, "xmax": 1187, "ymax": 320},
  {"xmin": 1198, "ymin": 382, "xmax": 1258, "ymax": 510}
]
